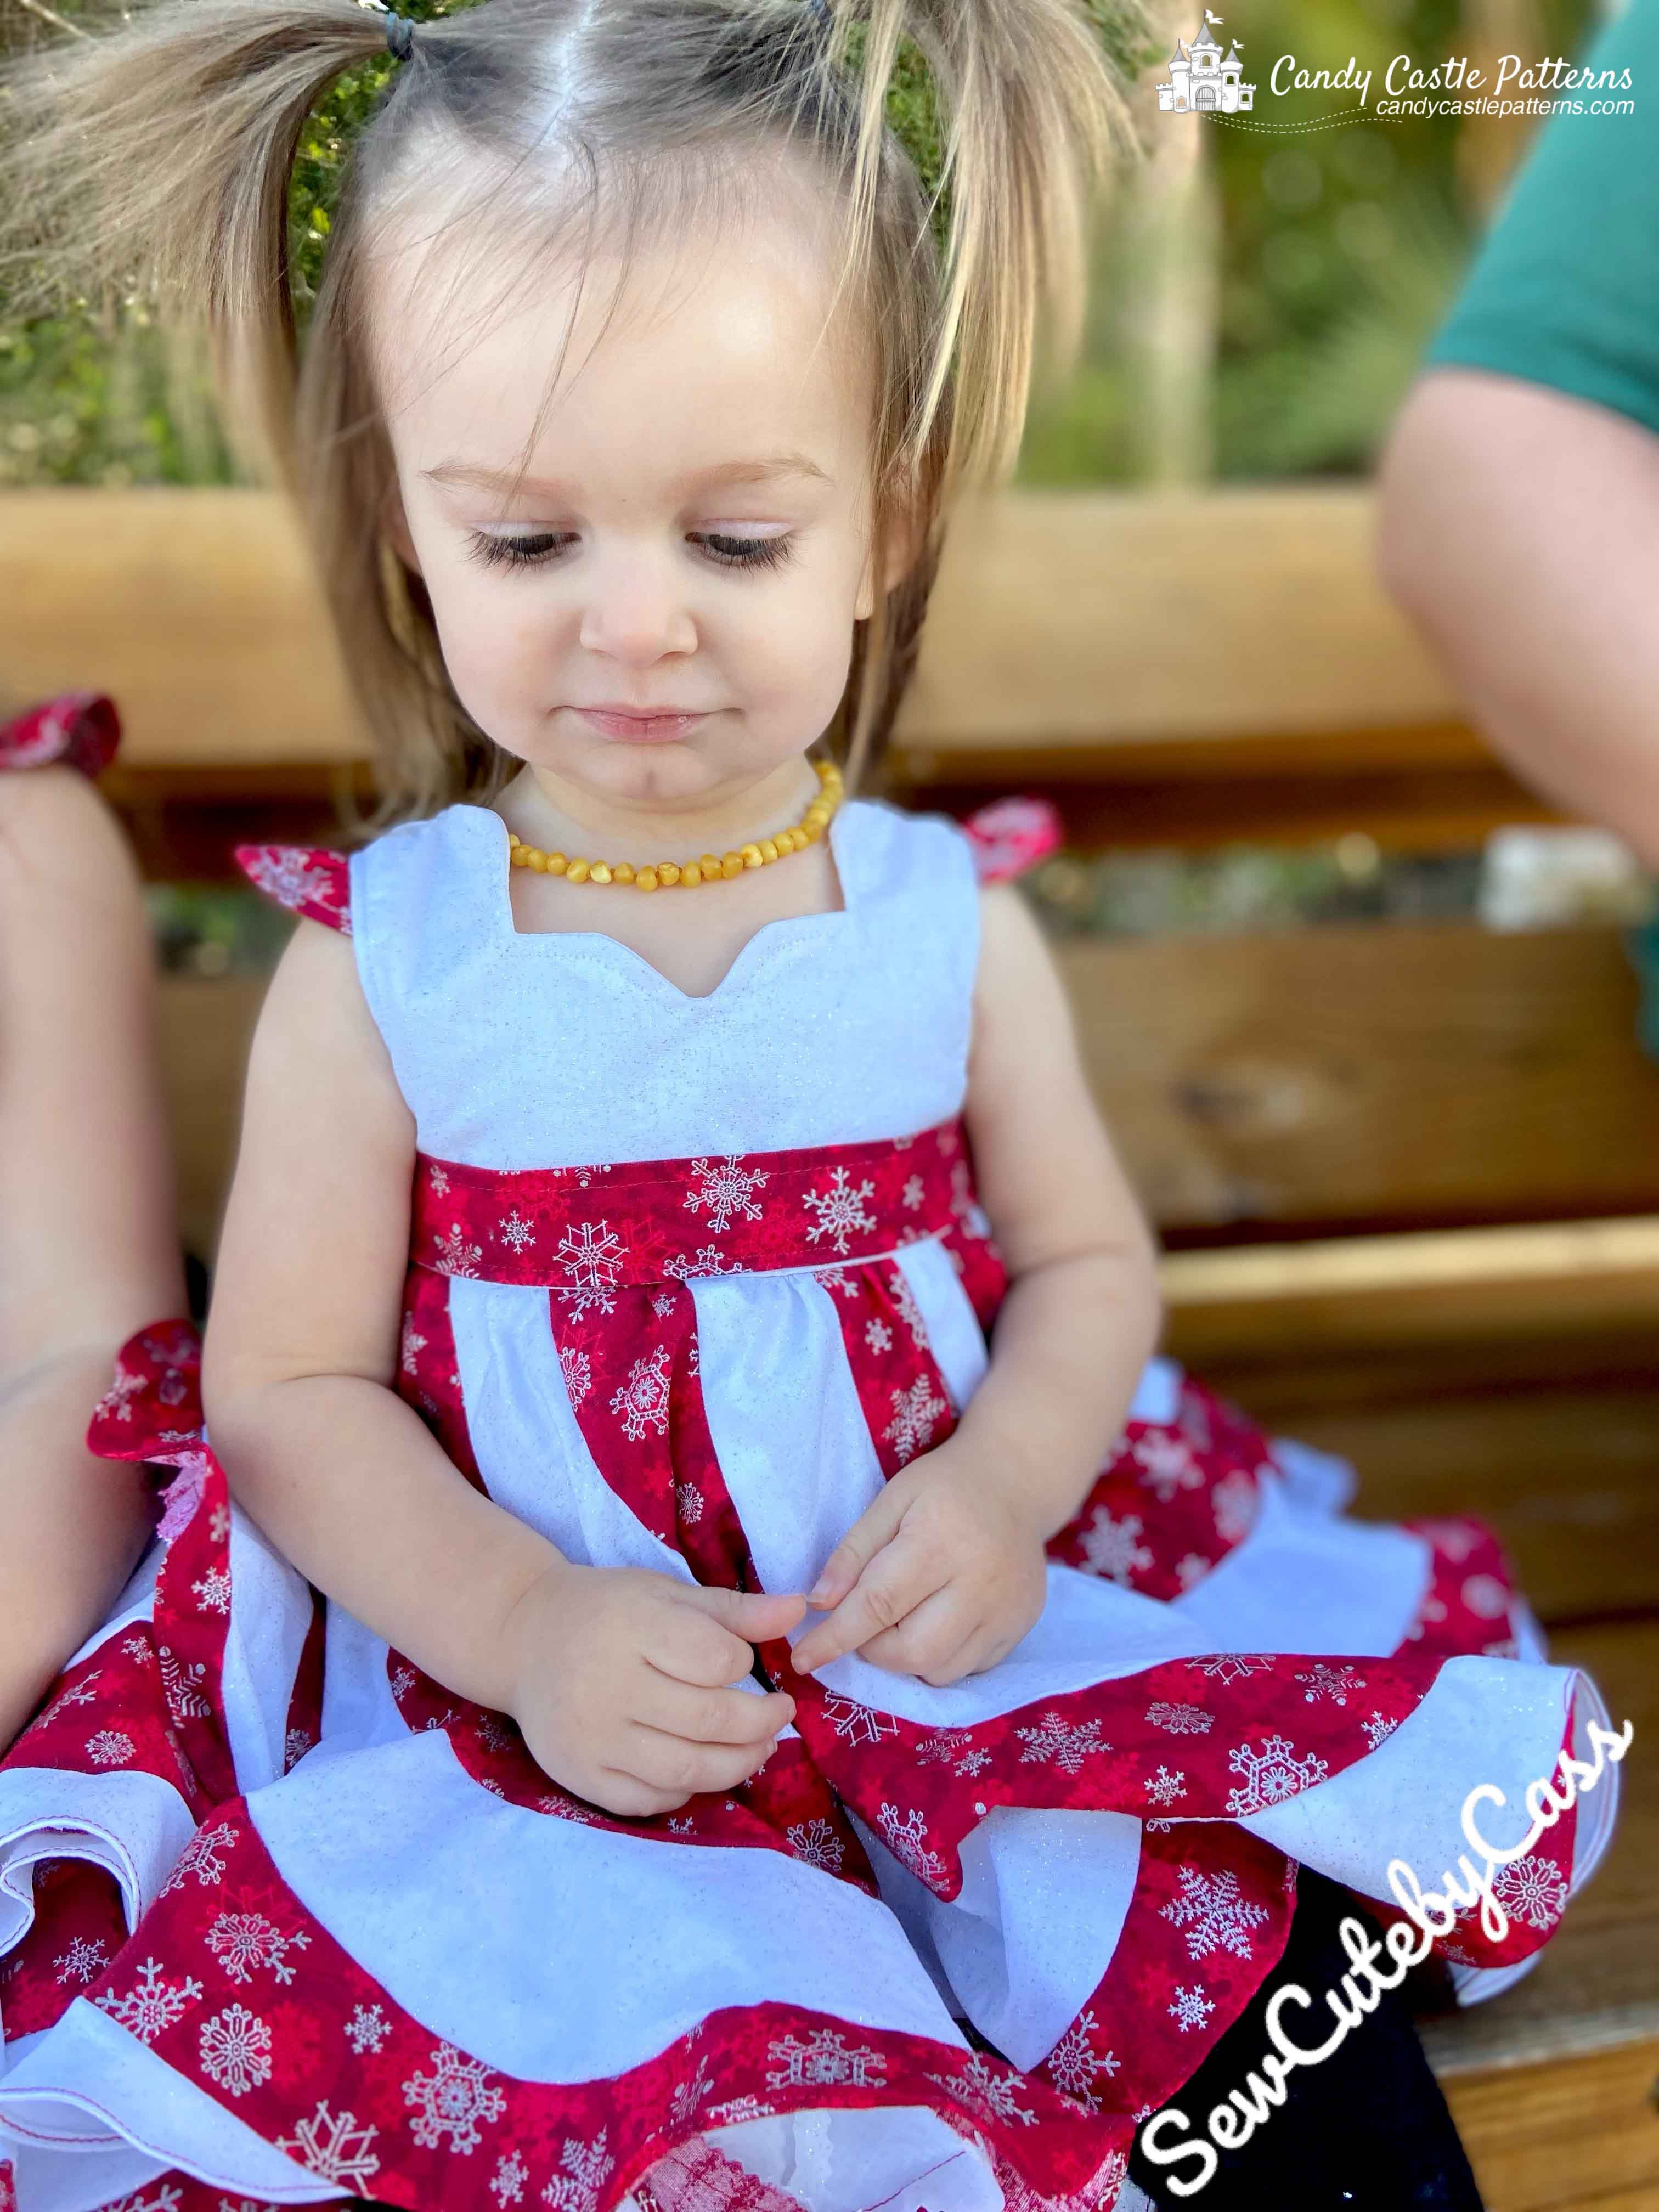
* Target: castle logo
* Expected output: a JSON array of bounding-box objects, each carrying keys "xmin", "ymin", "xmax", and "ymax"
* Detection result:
[{"xmin": 1156, "ymin": 9, "xmax": 1255, "ymax": 112}]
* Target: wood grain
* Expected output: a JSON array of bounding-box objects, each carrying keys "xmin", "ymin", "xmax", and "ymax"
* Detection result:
[
  {"xmin": 1, "ymin": 483, "xmax": 1468, "ymax": 761},
  {"xmin": 1060, "ymin": 923, "xmax": 1659, "ymax": 1235},
  {"xmin": 1442, "ymin": 2038, "xmax": 1659, "ymax": 2212},
  {"xmin": 156, "ymin": 972, "xmax": 268, "ymax": 1263}
]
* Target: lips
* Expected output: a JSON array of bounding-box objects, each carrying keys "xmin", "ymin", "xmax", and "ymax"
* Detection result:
[{"xmin": 576, "ymin": 707, "xmax": 712, "ymax": 743}]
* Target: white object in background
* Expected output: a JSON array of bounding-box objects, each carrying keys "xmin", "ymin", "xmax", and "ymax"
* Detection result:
[{"xmin": 1479, "ymin": 826, "xmax": 1652, "ymax": 930}]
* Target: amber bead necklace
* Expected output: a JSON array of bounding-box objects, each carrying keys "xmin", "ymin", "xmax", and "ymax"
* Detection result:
[{"xmin": 507, "ymin": 758, "xmax": 843, "ymax": 893}]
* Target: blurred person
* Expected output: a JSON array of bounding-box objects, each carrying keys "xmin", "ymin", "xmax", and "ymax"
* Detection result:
[
  {"xmin": 1378, "ymin": 0, "xmax": 1659, "ymax": 861},
  {"xmin": 0, "ymin": 694, "xmax": 185, "ymax": 1746}
]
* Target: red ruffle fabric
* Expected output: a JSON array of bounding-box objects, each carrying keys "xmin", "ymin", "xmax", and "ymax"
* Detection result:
[{"xmin": 0, "ymin": 693, "xmax": 120, "ymax": 777}]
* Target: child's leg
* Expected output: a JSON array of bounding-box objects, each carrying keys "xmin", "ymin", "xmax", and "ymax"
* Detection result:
[{"xmin": 1127, "ymin": 1868, "xmax": 1485, "ymax": 2211}]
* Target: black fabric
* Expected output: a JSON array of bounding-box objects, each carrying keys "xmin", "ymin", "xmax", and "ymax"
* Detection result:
[{"xmin": 1129, "ymin": 1868, "xmax": 1485, "ymax": 2210}]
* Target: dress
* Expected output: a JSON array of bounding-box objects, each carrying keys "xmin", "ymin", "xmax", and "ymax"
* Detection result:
[{"xmin": 0, "ymin": 796, "xmax": 1621, "ymax": 2212}]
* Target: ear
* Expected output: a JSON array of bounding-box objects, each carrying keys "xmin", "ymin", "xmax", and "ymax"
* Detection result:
[{"xmin": 380, "ymin": 473, "xmax": 422, "ymax": 576}]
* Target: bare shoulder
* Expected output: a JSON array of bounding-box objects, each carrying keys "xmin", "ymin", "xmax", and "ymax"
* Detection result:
[
  {"xmin": 249, "ymin": 915, "xmax": 401, "ymax": 1114},
  {"xmin": 973, "ymin": 881, "xmax": 1074, "ymax": 1029}
]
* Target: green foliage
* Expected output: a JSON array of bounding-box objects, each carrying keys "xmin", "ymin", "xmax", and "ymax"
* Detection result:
[{"xmin": 0, "ymin": 0, "xmax": 1605, "ymax": 488}]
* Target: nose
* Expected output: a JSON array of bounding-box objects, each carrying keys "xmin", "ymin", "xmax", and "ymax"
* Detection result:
[{"xmin": 577, "ymin": 543, "xmax": 698, "ymax": 666}]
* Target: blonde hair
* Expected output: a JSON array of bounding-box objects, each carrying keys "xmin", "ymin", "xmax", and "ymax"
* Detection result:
[{"xmin": 2, "ymin": 0, "xmax": 1135, "ymax": 819}]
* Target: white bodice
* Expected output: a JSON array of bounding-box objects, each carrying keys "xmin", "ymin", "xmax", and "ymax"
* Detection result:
[{"xmin": 350, "ymin": 797, "xmax": 981, "ymax": 1168}]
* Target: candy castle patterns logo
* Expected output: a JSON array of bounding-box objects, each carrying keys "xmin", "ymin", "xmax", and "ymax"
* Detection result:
[{"xmin": 1157, "ymin": 10, "xmax": 1255, "ymax": 113}]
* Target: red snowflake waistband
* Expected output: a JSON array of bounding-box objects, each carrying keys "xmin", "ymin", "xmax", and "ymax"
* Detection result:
[{"xmin": 411, "ymin": 1118, "xmax": 988, "ymax": 1290}]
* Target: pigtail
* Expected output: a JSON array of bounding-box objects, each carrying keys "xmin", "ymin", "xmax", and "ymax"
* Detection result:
[
  {"xmin": 0, "ymin": 0, "xmax": 391, "ymax": 485},
  {"xmin": 836, "ymin": 0, "xmax": 1130, "ymax": 493},
  {"xmin": 815, "ymin": 0, "xmax": 1134, "ymax": 782}
]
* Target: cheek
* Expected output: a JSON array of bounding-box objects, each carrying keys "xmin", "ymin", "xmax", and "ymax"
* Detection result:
[
  {"xmin": 737, "ymin": 588, "xmax": 854, "ymax": 729},
  {"xmin": 424, "ymin": 562, "xmax": 552, "ymax": 707}
]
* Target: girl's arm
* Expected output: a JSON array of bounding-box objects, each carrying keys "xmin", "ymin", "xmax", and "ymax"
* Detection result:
[
  {"xmin": 792, "ymin": 883, "xmax": 1161, "ymax": 1683},
  {"xmin": 203, "ymin": 921, "xmax": 800, "ymax": 1815},
  {"xmin": 0, "ymin": 768, "xmax": 186, "ymax": 1743}
]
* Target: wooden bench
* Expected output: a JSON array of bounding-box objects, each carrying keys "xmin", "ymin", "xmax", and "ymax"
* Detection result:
[{"xmin": 3, "ymin": 483, "xmax": 1655, "ymax": 2212}]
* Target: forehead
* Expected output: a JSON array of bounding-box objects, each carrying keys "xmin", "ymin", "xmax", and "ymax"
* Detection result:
[{"xmin": 367, "ymin": 171, "xmax": 871, "ymax": 491}]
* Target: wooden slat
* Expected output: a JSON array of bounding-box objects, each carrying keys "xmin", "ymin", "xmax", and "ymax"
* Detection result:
[
  {"xmin": 907, "ymin": 486, "xmax": 1462, "ymax": 748},
  {"xmin": 0, "ymin": 484, "xmax": 1466, "ymax": 765},
  {"xmin": 0, "ymin": 492, "xmax": 363, "ymax": 769},
  {"xmin": 1064, "ymin": 923, "xmax": 1659, "ymax": 1236},
  {"xmin": 156, "ymin": 972, "xmax": 268, "ymax": 1263},
  {"xmin": 1162, "ymin": 1216, "xmax": 1659, "ymax": 1364},
  {"xmin": 1442, "ymin": 2036, "xmax": 1659, "ymax": 2212}
]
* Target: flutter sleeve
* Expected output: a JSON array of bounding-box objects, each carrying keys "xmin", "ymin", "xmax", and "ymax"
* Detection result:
[
  {"xmin": 0, "ymin": 692, "xmax": 120, "ymax": 777},
  {"xmin": 959, "ymin": 795, "xmax": 1062, "ymax": 884},
  {"xmin": 234, "ymin": 845, "xmax": 353, "ymax": 936}
]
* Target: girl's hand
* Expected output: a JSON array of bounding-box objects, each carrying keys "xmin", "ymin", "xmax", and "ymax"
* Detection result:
[
  {"xmin": 789, "ymin": 1446, "xmax": 1048, "ymax": 1686},
  {"xmin": 501, "ymin": 1564, "xmax": 805, "ymax": 1818}
]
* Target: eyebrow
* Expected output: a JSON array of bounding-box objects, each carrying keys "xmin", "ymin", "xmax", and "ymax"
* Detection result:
[{"xmin": 422, "ymin": 453, "xmax": 832, "ymax": 496}]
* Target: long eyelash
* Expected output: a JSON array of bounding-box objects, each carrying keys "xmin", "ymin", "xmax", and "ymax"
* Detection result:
[
  {"xmin": 467, "ymin": 531, "xmax": 571, "ymax": 571},
  {"xmin": 697, "ymin": 532, "xmax": 794, "ymax": 573}
]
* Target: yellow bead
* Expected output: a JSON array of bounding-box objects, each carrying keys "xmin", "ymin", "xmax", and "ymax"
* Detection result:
[
  {"xmin": 785, "ymin": 827, "xmax": 806, "ymax": 851},
  {"xmin": 613, "ymin": 863, "xmax": 635, "ymax": 884},
  {"xmin": 741, "ymin": 844, "xmax": 764, "ymax": 868},
  {"xmin": 527, "ymin": 849, "xmax": 548, "ymax": 872},
  {"xmin": 700, "ymin": 855, "xmax": 721, "ymax": 877},
  {"xmin": 548, "ymin": 853, "xmax": 568, "ymax": 876},
  {"xmin": 636, "ymin": 867, "xmax": 659, "ymax": 893},
  {"xmin": 804, "ymin": 806, "xmax": 830, "ymax": 829},
  {"xmin": 758, "ymin": 838, "xmax": 779, "ymax": 863},
  {"xmin": 589, "ymin": 862, "xmax": 612, "ymax": 885},
  {"xmin": 802, "ymin": 820, "xmax": 822, "ymax": 842},
  {"xmin": 566, "ymin": 858, "xmax": 591, "ymax": 884},
  {"xmin": 507, "ymin": 831, "xmax": 521, "ymax": 847},
  {"xmin": 510, "ymin": 844, "xmax": 531, "ymax": 867},
  {"xmin": 722, "ymin": 853, "xmax": 744, "ymax": 879},
  {"xmin": 681, "ymin": 865, "xmax": 702, "ymax": 888},
  {"xmin": 658, "ymin": 862, "xmax": 681, "ymax": 887}
]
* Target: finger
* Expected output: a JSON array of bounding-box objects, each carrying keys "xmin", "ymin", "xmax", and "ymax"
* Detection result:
[
  {"xmin": 806, "ymin": 1486, "xmax": 909, "ymax": 1611},
  {"xmin": 684, "ymin": 1586, "xmax": 809, "ymax": 1643},
  {"xmin": 639, "ymin": 1672, "xmax": 795, "ymax": 1746},
  {"xmin": 792, "ymin": 1541, "xmax": 940, "ymax": 1675},
  {"xmin": 641, "ymin": 1607, "xmax": 757, "ymax": 1689},
  {"xmin": 592, "ymin": 1771, "xmax": 691, "ymax": 1820},
  {"xmin": 619, "ymin": 1724, "xmax": 780, "ymax": 1799},
  {"xmin": 857, "ymin": 1587, "xmax": 973, "ymax": 1681}
]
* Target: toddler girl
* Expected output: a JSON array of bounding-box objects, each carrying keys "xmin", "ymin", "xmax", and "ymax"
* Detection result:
[
  {"xmin": 0, "ymin": 4, "xmax": 1618, "ymax": 2210},
  {"xmin": 0, "ymin": 696, "xmax": 184, "ymax": 1747}
]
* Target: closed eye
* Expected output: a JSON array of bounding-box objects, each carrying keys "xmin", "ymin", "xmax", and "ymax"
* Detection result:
[
  {"xmin": 467, "ymin": 531, "xmax": 575, "ymax": 571},
  {"xmin": 692, "ymin": 532, "xmax": 794, "ymax": 573},
  {"xmin": 465, "ymin": 529, "xmax": 794, "ymax": 575}
]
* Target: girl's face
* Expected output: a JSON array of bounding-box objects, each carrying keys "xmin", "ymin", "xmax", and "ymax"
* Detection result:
[{"xmin": 376, "ymin": 187, "xmax": 890, "ymax": 820}]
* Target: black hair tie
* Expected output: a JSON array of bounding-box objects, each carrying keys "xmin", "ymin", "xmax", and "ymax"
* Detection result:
[{"xmin": 385, "ymin": 12, "xmax": 416, "ymax": 61}]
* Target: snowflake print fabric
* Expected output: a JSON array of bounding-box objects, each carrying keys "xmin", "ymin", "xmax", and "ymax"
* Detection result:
[
  {"xmin": 234, "ymin": 844, "xmax": 352, "ymax": 935},
  {"xmin": 0, "ymin": 691, "xmax": 120, "ymax": 777}
]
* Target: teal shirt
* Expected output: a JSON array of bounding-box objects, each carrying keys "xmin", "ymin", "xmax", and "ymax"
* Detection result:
[{"xmin": 1425, "ymin": 0, "xmax": 1659, "ymax": 434}]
